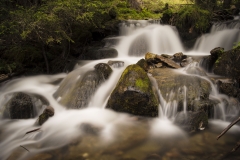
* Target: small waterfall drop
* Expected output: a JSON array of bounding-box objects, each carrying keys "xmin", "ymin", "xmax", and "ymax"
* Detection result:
[
  {"xmin": 194, "ymin": 20, "xmax": 240, "ymax": 52},
  {"xmin": 115, "ymin": 21, "xmax": 184, "ymax": 57}
]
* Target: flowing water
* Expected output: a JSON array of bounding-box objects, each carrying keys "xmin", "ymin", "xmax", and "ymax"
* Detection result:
[{"xmin": 1, "ymin": 20, "xmax": 240, "ymax": 160}]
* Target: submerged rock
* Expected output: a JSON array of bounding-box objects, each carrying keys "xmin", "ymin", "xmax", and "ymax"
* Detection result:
[
  {"xmin": 106, "ymin": 64, "xmax": 158, "ymax": 117},
  {"xmin": 107, "ymin": 60, "xmax": 124, "ymax": 68},
  {"xmin": 174, "ymin": 111, "xmax": 208, "ymax": 132},
  {"xmin": 2, "ymin": 92, "xmax": 36, "ymax": 119},
  {"xmin": 58, "ymin": 63, "xmax": 112, "ymax": 109}
]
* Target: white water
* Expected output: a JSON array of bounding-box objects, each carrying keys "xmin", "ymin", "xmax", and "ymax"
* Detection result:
[
  {"xmin": 194, "ymin": 21, "xmax": 240, "ymax": 52},
  {"xmin": 1, "ymin": 20, "xmax": 240, "ymax": 159}
]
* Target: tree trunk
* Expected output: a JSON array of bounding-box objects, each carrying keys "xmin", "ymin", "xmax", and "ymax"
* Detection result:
[{"xmin": 42, "ymin": 44, "xmax": 49, "ymax": 74}]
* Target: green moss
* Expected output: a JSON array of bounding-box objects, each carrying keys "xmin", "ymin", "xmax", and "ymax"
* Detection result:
[
  {"xmin": 135, "ymin": 78, "xmax": 148, "ymax": 91},
  {"xmin": 174, "ymin": 5, "xmax": 211, "ymax": 33}
]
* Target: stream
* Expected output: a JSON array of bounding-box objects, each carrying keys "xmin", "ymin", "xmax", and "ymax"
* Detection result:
[{"xmin": 0, "ymin": 20, "xmax": 240, "ymax": 160}]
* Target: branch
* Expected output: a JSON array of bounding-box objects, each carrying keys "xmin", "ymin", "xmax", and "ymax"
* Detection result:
[
  {"xmin": 232, "ymin": 141, "xmax": 240, "ymax": 152},
  {"xmin": 217, "ymin": 117, "xmax": 240, "ymax": 140}
]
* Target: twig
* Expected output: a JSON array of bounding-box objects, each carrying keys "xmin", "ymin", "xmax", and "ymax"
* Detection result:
[
  {"xmin": 24, "ymin": 128, "xmax": 41, "ymax": 137},
  {"xmin": 217, "ymin": 117, "xmax": 240, "ymax": 140},
  {"xmin": 232, "ymin": 141, "xmax": 240, "ymax": 152},
  {"xmin": 20, "ymin": 145, "xmax": 29, "ymax": 152}
]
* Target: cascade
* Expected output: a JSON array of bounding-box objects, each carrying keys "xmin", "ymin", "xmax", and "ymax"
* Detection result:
[
  {"xmin": 194, "ymin": 19, "xmax": 240, "ymax": 53},
  {"xmin": 0, "ymin": 20, "xmax": 240, "ymax": 160},
  {"xmin": 114, "ymin": 21, "xmax": 184, "ymax": 57}
]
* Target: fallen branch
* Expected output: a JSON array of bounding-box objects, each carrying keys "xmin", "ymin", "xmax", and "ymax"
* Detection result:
[
  {"xmin": 217, "ymin": 117, "xmax": 240, "ymax": 140},
  {"xmin": 20, "ymin": 145, "xmax": 29, "ymax": 152}
]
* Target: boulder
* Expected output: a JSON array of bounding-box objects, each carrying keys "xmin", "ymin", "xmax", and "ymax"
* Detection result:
[
  {"xmin": 191, "ymin": 100, "xmax": 215, "ymax": 118},
  {"xmin": 106, "ymin": 64, "xmax": 158, "ymax": 117},
  {"xmin": 3, "ymin": 92, "xmax": 36, "ymax": 119},
  {"xmin": 149, "ymin": 68, "xmax": 211, "ymax": 112},
  {"xmin": 58, "ymin": 63, "xmax": 112, "ymax": 109},
  {"xmin": 200, "ymin": 47, "xmax": 224, "ymax": 72},
  {"xmin": 217, "ymin": 79, "xmax": 239, "ymax": 97},
  {"xmin": 213, "ymin": 46, "xmax": 240, "ymax": 85},
  {"xmin": 174, "ymin": 111, "xmax": 208, "ymax": 132}
]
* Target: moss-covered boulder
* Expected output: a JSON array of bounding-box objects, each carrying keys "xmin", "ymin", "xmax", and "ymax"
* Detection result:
[
  {"xmin": 58, "ymin": 63, "xmax": 112, "ymax": 109},
  {"xmin": 106, "ymin": 64, "xmax": 158, "ymax": 117},
  {"xmin": 213, "ymin": 46, "xmax": 240, "ymax": 84},
  {"xmin": 2, "ymin": 92, "xmax": 36, "ymax": 119}
]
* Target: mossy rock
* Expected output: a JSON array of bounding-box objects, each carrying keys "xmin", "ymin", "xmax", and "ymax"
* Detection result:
[
  {"xmin": 213, "ymin": 47, "xmax": 240, "ymax": 84},
  {"xmin": 106, "ymin": 64, "xmax": 158, "ymax": 117}
]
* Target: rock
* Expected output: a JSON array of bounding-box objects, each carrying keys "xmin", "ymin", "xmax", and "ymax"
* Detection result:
[
  {"xmin": 94, "ymin": 63, "xmax": 113, "ymax": 80},
  {"xmin": 155, "ymin": 55, "xmax": 181, "ymax": 69},
  {"xmin": 79, "ymin": 123, "xmax": 102, "ymax": 135},
  {"xmin": 173, "ymin": 52, "xmax": 187, "ymax": 63},
  {"xmin": 200, "ymin": 47, "xmax": 224, "ymax": 72},
  {"xmin": 191, "ymin": 100, "xmax": 215, "ymax": 118},
  {"xmin": 36, "ymin": 106, "xmax": 54, "ymax": 125},
  {"xmin": 180, "ymin": 57, "xmax": 193, "ymax": 67},
  {"xmin": 107, "ymin": 60, "xmax": 124, "ymax": 68},
  {"xmin": 174, "ymin": 111, "xmax": 208, "ymax": 132},
  {"xmin": 106, "ymin": 64, "xmax": 158, "ymax": 117},
  {"xmin": 58, "ymin": 63, "xmax": 112, "ymax": 109},
  {"xmin": 149, "ymin": 68, "xmax": 211, "ymax": 111},
  {"xmin": 213, "ymin": 46, "xmax": 240, "ymax": 85},
  {"xmin": 136, "ymin": 59, "xmax": 149, "ymax": 71},
  {"xmin": 145, "ymin": 52, "xmax": 156, "ymax": 60},
  {"xmin": 3, "ymin": 92, "xmax": 36, "ymax": 119},
  {"xmin": 145, "ymin": 52, "xmax": 181, "ymax": 69},
  {"xmin": 217, "ymin": 79, "xmax": 238, "ymax": 97}
]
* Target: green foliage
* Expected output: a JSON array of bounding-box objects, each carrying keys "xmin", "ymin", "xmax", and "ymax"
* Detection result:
[
  {"xmin": 233, "ymin": 41, "xmax": 240, "ymax": 49},
  {"xmin": 174, "ymin": 5, "xmax": 211, "ymax": 33}
]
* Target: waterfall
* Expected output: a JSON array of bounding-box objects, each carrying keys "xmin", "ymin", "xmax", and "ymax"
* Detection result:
[
  {"xmin": 194, "ymin": 20, "xmax": 240, "ymax": 52},
  {"xmin": 115, "ymin": 21, "xmax": 184, "ymax": 57}
]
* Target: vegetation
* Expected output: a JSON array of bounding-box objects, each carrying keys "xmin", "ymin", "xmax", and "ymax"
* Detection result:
[{"xmin": 0, "ymin": 0, "xmax": 239, "ymax": 75}]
